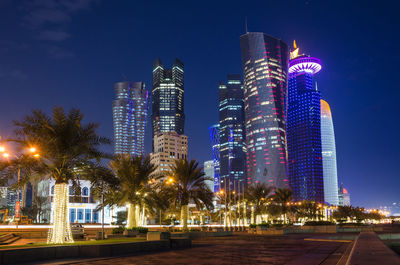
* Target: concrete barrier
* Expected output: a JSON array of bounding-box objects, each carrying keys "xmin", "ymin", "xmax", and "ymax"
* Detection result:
[
  {"xmin": 147, "ymin": 231, "xmax": 171, "ymax": 241},
  {"xmin": 0, "ymin": 240, "xmax": 172, "ymax": 264},
  {"xmin": 171, "ymin": 231, "xmax": 232, "ymax": 239},
  {"xmin": 170, "ymin": 238, "xmax": 192, "ymax": 249}
]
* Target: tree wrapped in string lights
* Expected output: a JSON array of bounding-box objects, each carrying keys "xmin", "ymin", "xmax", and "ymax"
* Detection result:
[
  {"xmin": 107, "ymin": 154, "xmax": 157, "ymax": 228},
  {"xmin": 10, "ymin": 107, "xmax": 110, "ymax": 244},
  {"xmin": 165, "ymin": 159, "xmax": 214, "ymax": 231}
]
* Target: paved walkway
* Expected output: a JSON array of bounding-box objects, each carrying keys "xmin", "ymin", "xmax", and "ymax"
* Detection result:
[
  {"xmin": 38, "ymin": 234, "xmax": 350, "ymax": 265},
  {"xmin": 348, "ymin": 232, "xmax": 400, "ymax": 265}
]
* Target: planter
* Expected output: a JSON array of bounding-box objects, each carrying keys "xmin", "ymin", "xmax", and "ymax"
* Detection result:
[
  {"xmin": 123, "ymin": 230, "xmax": 139, "ymax": 237},
  {"xmin": 147, "ymin": 231, "xmax": 171, "ymax": 241}
]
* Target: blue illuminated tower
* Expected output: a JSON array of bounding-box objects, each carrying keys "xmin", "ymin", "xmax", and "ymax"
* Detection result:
[
  {"xmin": 112, "ymin": 82, "xmax": 149, "ymax": 155},
  {"xmin": 287, "ymin": 41, "xmax": 324, "ymax": 203},
  {"xmin": 209, "ymin": 124, "xmax": 220, "ymax": 192},
  {"xmin": 218, "ymin": 75, "xmax": 246, "ymax": 193}
]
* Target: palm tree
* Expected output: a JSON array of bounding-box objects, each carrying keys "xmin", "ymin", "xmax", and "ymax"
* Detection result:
[
  {"xmin": 245, "ymin": 183, "xmax": 274, "ymax": 224},
  {"xmin": 9, "ymin": 107, "xmax": 110, "ymax": 243},
  {"xmin": 166, "ymin": 159, "xmax": 214, "ymax": 231},
  {"xmin": 272, "ymin": 188, "xmax": 293, "ymax": 224},
  {"xmin": 108, "ymin": 154, "xmax": 157, "ymax": 228},
  {"xmin": 296, "ymin": 200, "xmax": 320, "ymax": 222}
]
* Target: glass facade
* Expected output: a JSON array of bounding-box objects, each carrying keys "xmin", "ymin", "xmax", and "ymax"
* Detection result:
[
  {"xmin": 151, "ymin": 58, "xmax": 185, "ymax": 149},
  {"xmin": 321, "ymin": 99, "xmax": 339, "ymax": 205},
  {"xmin": 209, "ymin": 124, "xmax": 220, "ymax": 192},
  {"xmin": 287, "ymin": 47, "xmax": 324, "ymax": 203},
  {"xmin": 218, "ymin": 75, "xmax": 246, "ymax": 192},
  {"xmin": 112, "ymin": 82, "xmax": 149, "ymax": 155},
  {"xmin": 240, "ymin": 32, "xmax": 289, "ymax": 188}
]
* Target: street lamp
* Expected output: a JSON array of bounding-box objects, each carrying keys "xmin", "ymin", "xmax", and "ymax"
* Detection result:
[{"xmin": 0, "ymin": 146, "xmax": 39, "ymax": 227}]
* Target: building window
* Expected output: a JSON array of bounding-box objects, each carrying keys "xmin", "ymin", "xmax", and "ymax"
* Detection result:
[
  {"xmin": 82, "ymin": 187, "xmax": 89, "ymax": 196},
  {"xmin": 85, "ymin": 209, "xmax": 91, "ymax": 223},
  {"xmin": 77, "ymin": 209, "xmax": 84, "ymax": 222},
  {"xmin": 93, "ymin": 210, "xmax": 99, "ymax": 223},
  {"xmin": 69, "ymin": 208, "xmax": 76, "ymax": 223}
]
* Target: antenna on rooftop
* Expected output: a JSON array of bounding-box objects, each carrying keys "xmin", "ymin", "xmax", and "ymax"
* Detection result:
[{"xmin": 245, "ymin": 16, "xmax": 248, "ymax": 33}]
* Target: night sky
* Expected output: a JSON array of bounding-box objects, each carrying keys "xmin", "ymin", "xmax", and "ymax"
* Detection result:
[{"xmin": 0, "ymin": 0, "xmax": 398, "ymax": 209}]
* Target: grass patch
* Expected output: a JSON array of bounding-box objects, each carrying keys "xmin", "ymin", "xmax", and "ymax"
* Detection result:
[{"xmin": 0, "ymin": 237, "xmax": 146, "ymax": 250}]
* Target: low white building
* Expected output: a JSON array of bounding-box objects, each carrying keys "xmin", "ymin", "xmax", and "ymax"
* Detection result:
[{"xmin": 48, "ymin": 180, "xmax": 122, "ymax": 224}]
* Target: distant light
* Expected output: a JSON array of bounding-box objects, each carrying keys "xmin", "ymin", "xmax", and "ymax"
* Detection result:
[
  {"xmin": 0, "ymin": 147, "xmax": 5, "ymax": 153},
  {"xmin": 29, "ymin": 147, "xmax": 37, "ymax": 153},
  {"xmin": 3, "ymin": 153, "xmax": 9, "ymax": 158}
]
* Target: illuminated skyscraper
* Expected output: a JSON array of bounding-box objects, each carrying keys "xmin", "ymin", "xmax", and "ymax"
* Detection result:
[
  {"xmin": 112, "ymin": 82, "xmax": 149, "ymax": 155},
  {"xmin": 338, "ymin": 183, "xmax": 350, "ymax": 206},
  {"xmin": 218, "ymin": 75, "xmax": 246, "ymax": 192},
  {"xmin": 287, "ymin": 42, "xmax": 324, "ymax": 203},
  {"xmin": 209, "ymin": 124, "xmax": 220, "ymax": 192},
  {"xmin": 150, "ymin": 132, "xmax": 188, "ymax": 179},
  {"xmin": 151, "ymin": 58, "xmax": 185, "ymax": 148},
  {"xmin": 321, "ymin": 99, "xmax": 339, "ymax": 205},
  {"xmin": 240, "ymin": 32, "xmax": 289, "ymax": 188},
  {"xmin": 203, "ymin": 160, "xmax": 216, "ymax": 192}
]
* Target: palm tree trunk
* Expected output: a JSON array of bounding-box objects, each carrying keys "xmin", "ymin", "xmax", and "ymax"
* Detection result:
[
  {"xmin": 126, "ymin": 203, "xmax": 137, "ymax": 228},
  {"xmin": 243, "ymin": 201, "xmax": 247, "ymax": 226},
  {"xmin": 48, "ymin": 183, "xmax": 73, "ymax": 243},
  {"xmin": 181, "ymin": 204, "xmax": 189, "ymax": 231},
  {"xmin": 251, "ymin": 206, "xmax": 255, "ymax": 224}
]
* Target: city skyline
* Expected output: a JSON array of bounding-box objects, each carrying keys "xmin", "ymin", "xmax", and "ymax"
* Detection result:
[{"xmin": 0, "ymin": 1, "xmax": 398, "ymax": 208}]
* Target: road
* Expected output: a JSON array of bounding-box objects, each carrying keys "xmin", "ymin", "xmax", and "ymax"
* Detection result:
[{"xmin": 38, "ymin": 233, "xmax": 350, "ymax": 265}]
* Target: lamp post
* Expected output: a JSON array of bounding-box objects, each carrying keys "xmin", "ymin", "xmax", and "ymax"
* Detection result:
[{"xmin": 0, "ymin": 146, "xmax": 39, "ymax": 228}]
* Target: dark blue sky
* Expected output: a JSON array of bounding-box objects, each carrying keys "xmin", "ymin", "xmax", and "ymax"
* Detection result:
[{"xmin": 0, "ymin": 0, "xmax": 398, "ymax": 209}]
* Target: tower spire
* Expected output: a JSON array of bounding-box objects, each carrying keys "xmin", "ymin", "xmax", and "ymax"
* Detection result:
[{"xmin": 245, "ymin": 16, "xmax": 248, "ymax": 33}]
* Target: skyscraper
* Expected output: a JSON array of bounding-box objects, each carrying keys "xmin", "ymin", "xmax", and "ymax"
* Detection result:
[
  {"xmin": 287, "ymin": 42, "xmax": 324, "ymax": 203},
  {"xmin": 112, "ymin": 81, "xmax": 149, "ymax": 155},
  {"xmin": 203, "ymin": 160, "xmax": 216, "ymax": 192},
  {"xmin": 150, "ymin": 132, "xmax": 188, "ymax": 179},
  {"xmin": 209, "ymin": 124, "xmax": 220, "ymax": 192},
  {"xmin": 151, "ymin": 58, "xmax": 185, "ymax": 148},
  {"xmin": 338, "ymin": 183, "xmax": 350, "ymax": 206},
  {"xmin": 240, "ymin": 32, "xmax": 289, "ymax": 188},
  {"xmin": 218, "ymin": 75, "xmax": 246, "ymax": 192},
  {"xmin": 321, "ymin": 99, "xmax": 339, "ymax": 205}
]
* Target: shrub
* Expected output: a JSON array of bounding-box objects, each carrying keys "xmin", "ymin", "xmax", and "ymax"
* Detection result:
[
  {"xmin": 249, "ymin": 224, "xmax": 257, "ymax": 228},
  {"xmin": 270, "ymin": 223, "xmax": 284, "ymax": 228},
  {"xmin": 126, "ymin": 227, "xmax": 149, "ymax": 233},
  {"xmin": 112, "ymin": 227, "xmax": 125, "ymax": 234},
  {"xmin": 304, "ymin": 221, "xmax": 335, "ymax": 226},
  {"xmin": 339, "ymin": 222, "xmax": 368, "ymax": 227},
  {"xmin": 257, "ymin": 222, "xmax": 269, "ymax": 227}
]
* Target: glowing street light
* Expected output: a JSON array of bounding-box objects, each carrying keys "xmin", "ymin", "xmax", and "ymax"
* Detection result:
[{"xmin": 0, "ymin": 146, "xmax": 39, "ymax": 228}]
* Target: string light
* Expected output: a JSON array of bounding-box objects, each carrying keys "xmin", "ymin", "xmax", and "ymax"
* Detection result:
[{"xmin": 47, "ymin": 183, "xmax": 74, "ymax": 244}]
